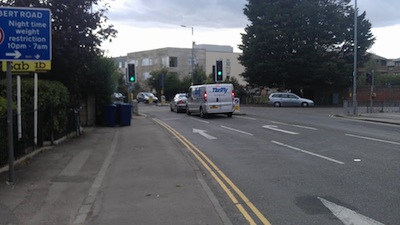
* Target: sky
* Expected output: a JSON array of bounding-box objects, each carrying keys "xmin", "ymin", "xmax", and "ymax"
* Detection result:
[{"xmin": 100, "ymin": 0, "xmax": 400, "ymax": 59}]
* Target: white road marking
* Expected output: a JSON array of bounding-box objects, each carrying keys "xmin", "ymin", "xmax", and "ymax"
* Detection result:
[
  {"xmin": 346, "ymin": 133, "xmax": 400, "ymax": 146},
  {"xmin": 220, "ymin": 125, "xmax": 254, "ymax": 136},
  {"xmin": 263, "ymin": 125, "xmax": 299, "ymax": 135},
  {"xmin": 292, "ymin": 124, "xmax": 317, "ymax": 130},
  {"xmin": 271, "ymin": 141, "xmax": 344, "ymax": 165},
  {"xmin": 318, "ymin": 197, "xmax": 384, "ymax": 225},
  {"xmin": 193, "ymin": 128, "xmax": 217, "ymax": 140},
  {"xmin": 270, "ymin": 121, "xmax": 287, "ymax": 125},
  {"xmin": 235, "ymin": 115, "xmax": 257, "ymax": 120},
  {"xmin": 270, "ymin": 121, "xmax": 317, "ymax": 130},
  {"xmin": 191, "ymin": 118, "xmax": 210, "ymax": 124}
]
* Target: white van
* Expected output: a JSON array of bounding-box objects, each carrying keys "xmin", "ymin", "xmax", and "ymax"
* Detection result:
[{"xmin": 186, "ymin": 83, "xmax": 235, "ymax": 118}]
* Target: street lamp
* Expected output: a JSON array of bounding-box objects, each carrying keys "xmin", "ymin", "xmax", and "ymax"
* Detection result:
[{"xmin": 181, "ymin": 25, "xmax": 194, "ymax": 85}]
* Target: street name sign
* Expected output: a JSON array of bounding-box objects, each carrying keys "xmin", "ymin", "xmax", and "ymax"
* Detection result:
[{"xmin": 0, "ymin": 7, "xmax": 51, "ymax": 61}]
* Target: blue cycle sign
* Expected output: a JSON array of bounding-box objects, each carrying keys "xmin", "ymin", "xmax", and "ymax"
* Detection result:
[{"xmin": 0, "ymin": 7, "xmax": 51, "ymax": 61}]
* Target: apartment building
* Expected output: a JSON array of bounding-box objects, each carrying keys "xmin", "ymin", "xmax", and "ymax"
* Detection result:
[
  {"xmin": 116, "ymin": 44, "xmax": 246, "ymax": 86},
  {"xmin": 371, "ymin": 54, "xmax": 400, "ymax": 75}
]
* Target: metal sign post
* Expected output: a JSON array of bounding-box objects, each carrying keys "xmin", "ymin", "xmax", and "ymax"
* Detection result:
[{"xmin": 1, "ymin": 7, "xmax": 52, "ymax": 183}]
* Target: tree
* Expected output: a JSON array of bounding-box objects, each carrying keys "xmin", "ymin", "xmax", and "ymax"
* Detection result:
[
  {"xmin": 239, "ymin": 0, "xmax": 375, "ymax": 91},
  {"xmin": 147, "ymin": 68, "xmax": 185, "ymax": 100}
]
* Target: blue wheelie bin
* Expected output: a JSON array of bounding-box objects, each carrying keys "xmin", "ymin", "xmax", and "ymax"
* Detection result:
[
  {"xmin": 117, "ymin": 103, "xmax": 132, "ymax": 126},
  {"xmin": 103, "ymin": 104, "xmax": 117, "ymax": 127}
]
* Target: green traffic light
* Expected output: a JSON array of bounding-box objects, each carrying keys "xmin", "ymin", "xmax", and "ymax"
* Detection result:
[
  {"xmin": 218, "ymin": 71, "xmax": 222, "ymax": 75},
  {"xmin": 130, "ymin": 77, "xmax": 135, "ymax": 82}
]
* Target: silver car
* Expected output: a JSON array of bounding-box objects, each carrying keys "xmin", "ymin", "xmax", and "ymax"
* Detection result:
[
  {"xmin": 136, "ymin": 92, "xmax": 158, "ymax": 103},
  {"xmin": 268, "ymin": 93, "xmax": 314, "ymax": 107},
  {"xmin": 170, "ymin": 93, "xmax": 187, "ymax": 113}
]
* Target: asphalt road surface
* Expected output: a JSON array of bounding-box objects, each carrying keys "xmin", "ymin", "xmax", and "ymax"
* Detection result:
[{"xmin": 140, "ymin": 104, "xmax": 400, "ymax": 225}]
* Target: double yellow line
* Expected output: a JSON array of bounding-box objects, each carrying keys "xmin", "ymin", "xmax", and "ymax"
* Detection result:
[{"xmin": 153, "ymin": 118, "xmax": 271, "ymax": 225}]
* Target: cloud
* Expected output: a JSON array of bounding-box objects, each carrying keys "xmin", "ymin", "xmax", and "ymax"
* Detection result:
[
  {"xmin": 107, "ymin": 0, "xmax": 247, "ymax": 28},
  {"xmin": 357, "ymin": 0, "xmax": 400, "ymax": 28},
  {"xmin": 102, "ymin": 0, "xmax": 400, "ymax": 58},
  {"xmin": 107, "ymin": 0, "xmax": 400, "ymax": 29}
]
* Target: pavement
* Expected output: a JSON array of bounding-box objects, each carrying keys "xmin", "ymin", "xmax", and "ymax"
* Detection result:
[
  {"xmin": 0, "ymin": 110, "xmax": 398, "ymax": 225},
  {"xmin": 0, "ymin": 114, "xmax": 231, "ymax": 225},
  {"xmin": 336, "ymin": 111, "xmax": 400, "ymax": 125}
]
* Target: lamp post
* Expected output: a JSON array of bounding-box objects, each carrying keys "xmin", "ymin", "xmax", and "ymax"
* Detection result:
[
  {"xmin": 352, "ymin": 0, "xmax": 358, "ymax": 115},
  {"xmin": 181, "ymin": 25, "xmax": 194, "ymax": 85}
]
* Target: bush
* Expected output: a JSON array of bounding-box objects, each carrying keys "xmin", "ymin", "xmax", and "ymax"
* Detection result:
[{"xmin": 0, "ymin": 78, "xmax": 70, "ymax": 155}]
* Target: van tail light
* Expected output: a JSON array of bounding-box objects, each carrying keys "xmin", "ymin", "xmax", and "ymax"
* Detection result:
[
  {"xmin": 204, "ymin": 92, "xmax": 207, "ymax": 102},
  {"xmin": 231, "ymin": 90, "xmax": 235, "ymax": 100}
]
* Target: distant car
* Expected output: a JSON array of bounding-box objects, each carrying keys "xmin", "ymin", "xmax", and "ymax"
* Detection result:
[
  {"xmin": 136, "ymin": 92, "xmax": 158, "ymax": 103},
  {"xmin": 268, "ymin": 93, "xmax": 314, "ymax": 107},
  {"xmin": 170, "ymin": 93, "xmax": 187, "ymax": 113}
]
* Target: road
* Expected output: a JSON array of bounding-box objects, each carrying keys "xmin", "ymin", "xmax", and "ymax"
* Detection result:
[{"xmin": 140, "ymin": 104, "xmax": 400, "ymax": 225}]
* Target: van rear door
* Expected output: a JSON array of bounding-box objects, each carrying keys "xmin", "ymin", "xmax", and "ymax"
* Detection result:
[{"xmin": 205, "ymin": 84, "xmax": 234, "ymax": 113}]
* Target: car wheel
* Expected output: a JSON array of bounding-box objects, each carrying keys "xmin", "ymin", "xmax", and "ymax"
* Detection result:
[
  {"xmin": 301, "ymin": 102, "xmax": 309, "ymax": 107},
  {"xmin": 227, "ymin": 112, "xmax": 233, "ymax": 118},
  {"xmin": 274, "ymin": 102, "xmax": 281, "ymax": 107},
  {"xmin": 170, "ymin": 105, "xmax": 174, "ymax": 111}
]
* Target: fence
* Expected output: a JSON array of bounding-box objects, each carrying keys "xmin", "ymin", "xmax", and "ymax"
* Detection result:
[{"xmin": 0, "ymin": 106, "xmax": 78, "ymax": 168}]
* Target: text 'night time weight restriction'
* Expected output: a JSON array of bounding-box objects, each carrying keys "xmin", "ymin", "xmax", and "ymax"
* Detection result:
[{"xmin": 0, "ymin": 7, "xmax": 51, "ymax": 61}]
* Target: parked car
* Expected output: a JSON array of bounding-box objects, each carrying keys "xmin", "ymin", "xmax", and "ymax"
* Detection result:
[
  {"xmin": 136, "ymin": 92, "xmax": 158, "ymax": 103},
  {"xmin": 268, "ymin": 92, "xmax": 314, "ymax": 107},
  {"xmin": 170, "ymin": 93, "xmax": 187, "ymax": 113}
]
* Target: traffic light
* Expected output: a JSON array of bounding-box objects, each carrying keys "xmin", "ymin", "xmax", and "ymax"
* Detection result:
[
  {"xmin": 215, "ymin": 60, "xmax": 223, "ymax": 82},
  {"xmin": 366, "ymin": 72, "xmax": 372, "ymax": 85},
  {"xmin": 127, "ymin": 64, "xmax": 136, "ymax": 83}
]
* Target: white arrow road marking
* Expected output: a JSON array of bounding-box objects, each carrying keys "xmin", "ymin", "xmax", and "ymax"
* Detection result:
[
  {"xmin": 193, "ymin": 128, "xmax": 217, "ymax": 140},
  {"xmin": 220, "ymin": 125, "xmax": 253, "ymax": 136},
  {"xmin": 318, "ymin": 197, "xmax": 384, "ymax": 225},
  {"xmin": 262, "ymin": 125, "xmax": 299, "ymax": 135},
  {"xmin": 271, "ymin": 141, "xmax": 344, "ymax": 165},
  {"xmin": 6, "ymin": 50, "xmax": 21, "ymax": 59}
]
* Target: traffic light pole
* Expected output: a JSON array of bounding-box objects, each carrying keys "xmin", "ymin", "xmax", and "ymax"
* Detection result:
[
  {"xmin": 352, "ymin": 0, "xmax": 358, "ymax": 115},
  {"xmin": 369, "ymin": 70, "xmax": 374, "ymax": 113}
]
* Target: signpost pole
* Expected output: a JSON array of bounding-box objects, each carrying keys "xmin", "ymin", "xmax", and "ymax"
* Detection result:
[
  {"xmin": 6, "ymin": 62, "xmax": 15, "ymax": 183},
  {"xmin": 17, "ymin": 75, "xmax": 22, "ymax": 139},
  {"xmin": 34, "ymin": 72, "xmax": 38, "ymax": 145}
]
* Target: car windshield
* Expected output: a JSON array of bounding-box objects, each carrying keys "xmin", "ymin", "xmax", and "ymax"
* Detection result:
[
  {"xmin": 144, "ymin": 93, "xmax": 154, "ymax": 97},
  {"xmin": 178, "ymin": 94, "xmax": 186, "ymax": 99}
]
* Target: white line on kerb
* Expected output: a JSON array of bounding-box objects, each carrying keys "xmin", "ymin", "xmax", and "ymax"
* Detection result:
[
  {"xmin": 271, "ymin": 141, "xmax": 344, "ymax": 165},
  {"xmin": 221, "ymin": 125, "xmax": 254, "ymax": 136},
  {"xmin": 346, "ymin": 133, "xmax": 400, "ymax": 146}
]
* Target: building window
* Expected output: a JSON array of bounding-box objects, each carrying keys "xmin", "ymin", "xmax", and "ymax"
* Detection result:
[
  {"xmin": 395, "ymin": 61, "xmax": 400, "ymax": 67},
  {"xmin": 142, "ymin": 58, "xmax": 153, "ymax": 66},
  {"xmin": 169, "ymin": 57, "xmax": 178, "ymax": 67},
  {"xmin": 143, "ymin": 72, "xmax": 150, "ymax": 80}
]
